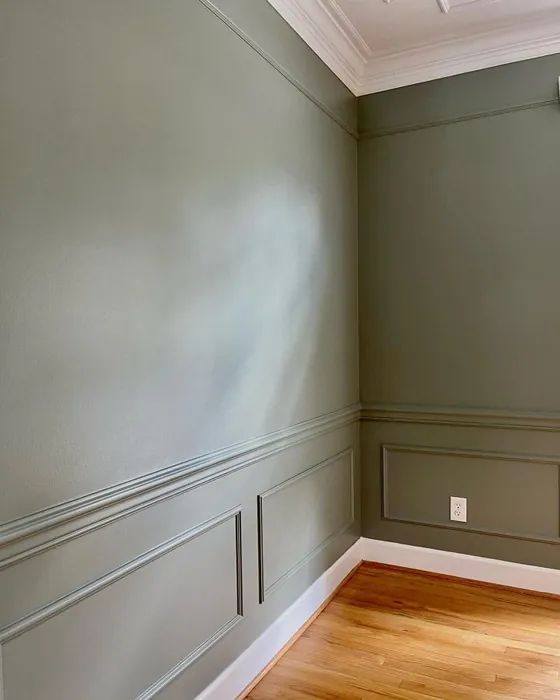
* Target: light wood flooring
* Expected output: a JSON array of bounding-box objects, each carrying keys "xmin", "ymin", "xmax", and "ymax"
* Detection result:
[{"xmin": 245, "ymin": 563, "xmax": 560, "ymax": 699}]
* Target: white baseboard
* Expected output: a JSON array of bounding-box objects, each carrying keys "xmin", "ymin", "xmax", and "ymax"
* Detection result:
[
  {"xmin": 361, "ymin": 538, "xmax": 560, "ymax": 596},
  {"xmin": 197, "ymin": 537, "xmax": 560, "ymax": 700},
  {"xmin": 195, "ymin": 538, "xmax": 363, "ymax": 700}
]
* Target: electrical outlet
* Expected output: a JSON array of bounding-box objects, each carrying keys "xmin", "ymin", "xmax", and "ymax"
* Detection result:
[{"xmin": 450, "ymin": 496, "xmax": 467, "ymax": 523}]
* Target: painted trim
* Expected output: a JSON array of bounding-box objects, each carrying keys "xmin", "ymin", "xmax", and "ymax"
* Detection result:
[
  {"xmin": 195, "ymin": 538, "xmax": 363, "ymax": 700},
  {"xmin": 361, "ymin": 538, "xmax": 560, "ymax": 596},
  {"xmin": 257, "ymin": 449, "xmax": 355, "ymax": 602},
  {"xmin": 0, "ymin": 403, "xmax": 360, "ymax": 562},
  {"xmin": 266, "ymin": 0, "xmax": 560, "ymax": 95},
  {"xmin": 381, "ymin": 444, "xmax": 560, "ymax": 546},
  {"xmin": 265, "ymin": 0, "xmax": 367, "ymax": 95},
  {"xmin": 8, "ymin": 403, "xmax": 555, "ymax": 570},
  {"xmin": 0, "ymin": 508, "xmax": 243, "ymax": 644},
  {"xmin": 441, "ymin": 0, "xmax": 503, "ymax": 11},
  {"xmin": 195, "ymin": 536, "xmax": 560, "ymax": 699},
  {"xmin": 359, "ymin": 97, "xmax": 558, "ymax": 139},
  {"xmin": 235, "ymin": 512, "xmax": 244, "ymax": 617},
  {"xmin": 137, "ymin": 618, "xmax": 241, "ymax": 700},
  {"xmin": 198, "ymin": 0, "xmax": 357, "ymax": 137},
  {"xmin": 360, "ymin": 18, "xmax": 560, "ymax": 95},
  {"xmin": 362, "ymin": 404, "xmax": 560, "ymax": 431}
]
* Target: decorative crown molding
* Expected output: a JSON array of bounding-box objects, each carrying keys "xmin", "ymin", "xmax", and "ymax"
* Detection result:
[
  {"xmin": 439, "ymin": 0, "xmax": 505, "ymax": 13},
  {"xmin": 266, "ymin": 0, "xmax": 369, "ymax": 94},
  {"xmin": 359, "ymin": 12, "xmax": 560, "ymax": 95},
  {"xmin": 267, "ymin": 0, "xmax": 560, "ymax": 95}
]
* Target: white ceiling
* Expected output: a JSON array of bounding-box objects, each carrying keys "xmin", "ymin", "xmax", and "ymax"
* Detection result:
[{"xmin": 266, "ymin": 0, "xmax": 560, "ymax": 94}]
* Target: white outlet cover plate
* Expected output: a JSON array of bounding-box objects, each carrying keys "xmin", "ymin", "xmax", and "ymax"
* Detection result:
[{"xmin": 450, "ymin": 496, "xmax": 468, "ymax": 523}]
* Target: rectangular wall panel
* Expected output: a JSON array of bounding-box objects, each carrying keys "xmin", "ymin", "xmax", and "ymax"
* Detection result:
[
  {"xmin": 0, "ymin": 418, "xmax": 359, "ymax": 700},
  {"xmin": 258, "ymin": 449, "xmax": 354, "ymax": 602},
  {"xmin": 0, "ymin": 511, "xmax": 242, "ymax": 700},
  {"xmin": 383, "ymin": 444, "xmax": 560, "ymax": 542}
]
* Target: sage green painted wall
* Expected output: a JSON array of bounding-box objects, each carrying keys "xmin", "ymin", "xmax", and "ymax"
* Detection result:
[
  {"xmin": 0, "ymin": 1, "xmax": 359, "ymax": 697},
  {"xmin": 1, "ymin": 0, "xmax": 358, "ymax": 520},
  {"xmin": 359, "ymin": 55, "xmax": 560, "ymax": 569},
  {"xmin": 5, "ymin": 0, "xmax": 559, "ymax": 693}
]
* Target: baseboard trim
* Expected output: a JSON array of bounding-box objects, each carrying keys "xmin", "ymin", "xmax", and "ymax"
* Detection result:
[
  {"xmin": 195, "ymin": 538, "xmax": 363, "ymax": 700},
  {"xmin": 361, "ymin": 538, "xmax": 560, "ymax": 597},
  {"xmin": 196, "ymin": 537, "xmax": 560, "ymax": 700}
]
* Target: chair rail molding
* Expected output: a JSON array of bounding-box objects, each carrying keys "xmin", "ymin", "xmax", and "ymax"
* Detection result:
[
  {"xmin": 0, "ymin": 404, "xmax": 360, "ymax": 565},
  {"xmin": 361, "ymin": 404, "xmax": 560, "ymax": 432}
]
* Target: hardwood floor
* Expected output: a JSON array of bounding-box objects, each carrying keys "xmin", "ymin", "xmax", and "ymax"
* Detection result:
[{"xmin": 245, "ymin": 563, "xmax": 560, "ymax": 699}]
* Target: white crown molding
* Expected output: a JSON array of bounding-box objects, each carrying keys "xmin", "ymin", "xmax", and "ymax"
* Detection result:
[
  {"xmin": 443, "ymin": 0, "xmax": 504, "ymax": 12},
  {"xmin": 267, "ymin": 0, "xmax": 560, "ymax": 96},
  {"xmin": 359, "ymin": 12, "xmax": 560, "ymax": 95},
  {"xmin": 265, "ymin": 0, "xmax": 369, "ymax": 94}
]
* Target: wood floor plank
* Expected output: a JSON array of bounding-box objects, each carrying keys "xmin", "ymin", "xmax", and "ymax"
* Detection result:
[{"xmin": 245, "ymin": 564, "xmax": 560, "ymax": 700}]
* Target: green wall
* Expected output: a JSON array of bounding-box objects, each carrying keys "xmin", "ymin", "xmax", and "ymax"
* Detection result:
[
  {"xmin": 359, "ymin": 54, "xmax": 560, "ymax": 570},
  {"xmin": 0, "ymin": 1, "xmax": 359, "ymax": 698},
  {"xmin": 3, "ymin": 1, "xmax": 560, "ymax": 695}
]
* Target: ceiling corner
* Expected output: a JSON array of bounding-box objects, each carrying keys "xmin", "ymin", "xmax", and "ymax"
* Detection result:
[{"xmin": 266, "ymin": 0, "xmax": 365, "ymax": 94}]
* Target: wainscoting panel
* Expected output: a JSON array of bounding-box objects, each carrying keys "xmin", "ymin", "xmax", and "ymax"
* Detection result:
[
  {"xmin": 0, "ymin": 510, "xmax": 242, "ymax": 700},
  {"xmin": 382, "ymin": 444, "xmax": 560, "ymax": 542},
  {"xmin": 258, "ymin": 449, "xmax": 355, "ymax": 602},
  {"xmin": 361, "ymin": 413, "xmax": 560, "ymax": 570},
  {"xmin": 0, "ymin": 417, "xmax": 359, "ymax": 700},
  {"xmin": 0, "ymin": 407, "xmax": 358, "ymax": 635},
  {"xmin": 0, "ymin": 492, "xmax": 236, "ymax": 634}
]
